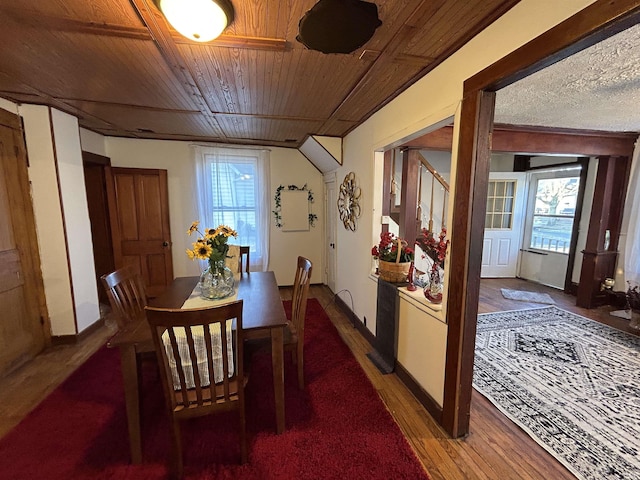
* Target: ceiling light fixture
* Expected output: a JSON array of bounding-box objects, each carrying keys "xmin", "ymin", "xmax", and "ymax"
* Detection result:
[{"xmin": 154, "ymin": 0, "xmax": 235, "ymax": 42}]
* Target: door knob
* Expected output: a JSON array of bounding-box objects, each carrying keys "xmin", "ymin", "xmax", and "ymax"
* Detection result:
[{"xmin": 162, "ymin": 241, "xmax": 169, "ymax": 247}]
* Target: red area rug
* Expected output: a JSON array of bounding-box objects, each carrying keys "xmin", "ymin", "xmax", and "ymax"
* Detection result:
[{"xmin": 0, "ymin": 299, "xmax": 429, "ymax": 479}]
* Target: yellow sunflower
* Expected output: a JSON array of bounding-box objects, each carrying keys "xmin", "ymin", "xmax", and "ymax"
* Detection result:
[
  {"xmin": 193, "ymin": 242, "xmax": 213, "ymax": 260},
  {"xmin": 187, "ymin": 220, "xmax": 199, "ymax": 236},
  {"xmin": 220, "ymin": 225, "xmax": 238, "ymax": 237}
]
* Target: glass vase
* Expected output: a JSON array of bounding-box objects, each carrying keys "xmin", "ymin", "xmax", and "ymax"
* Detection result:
[
  {"xmin": 424, "ymin": 267, "xmax": 443, "ymax": 304},
  {"xmin": 199, "ymin": 260, "xmax": 235, "ymax": 300}
]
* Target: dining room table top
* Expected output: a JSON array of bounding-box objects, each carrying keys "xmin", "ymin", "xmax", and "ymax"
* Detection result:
[{"xmin": 107, "ymin": 271, "xmax": 287, "ymax": 349}]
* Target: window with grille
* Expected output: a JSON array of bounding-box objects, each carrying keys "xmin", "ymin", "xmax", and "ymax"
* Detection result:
[
  {"xmin": 485, "ymin": 180, "xmax": 516, "ymax": 229},
  {"xmin": 194, "ymin": 146, "xmax": 270, "ymax": 271}
]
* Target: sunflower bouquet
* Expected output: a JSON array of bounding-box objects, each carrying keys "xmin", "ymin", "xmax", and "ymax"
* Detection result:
[{"xmin": 186, "ymin": 221, "xmax": 238, "ymax": 272}]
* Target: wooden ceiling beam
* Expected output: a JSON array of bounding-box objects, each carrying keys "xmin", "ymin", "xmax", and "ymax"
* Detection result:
[
  {"xmin": 0, "ymin": 6, "xmax": 152, "ymax": 40},
  {"xmin": 1, "ymin": 5, "xmax": 285, "ymax": 50},
  {"xmin": 173, "ymin": 34, "xmax": 287, "ymax": 51},
  {"xmin": 0, "ymin": 76, "xmax": 136, "ymax": 134},
  {"xmin": 129, "ymin": 0, "xmax": 226, "ymax": 138},
  {"xmin": 403, "ymin": 124, "xmax": 637, "ymax": 156},
  {"xmin": 359, "ymin": 50, "xmax": 436, "ymax": 67}
]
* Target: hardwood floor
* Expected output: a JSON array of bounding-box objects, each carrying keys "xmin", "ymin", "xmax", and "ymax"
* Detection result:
[
  {"xmin": 0, "ymin": 316, "xmax": 117, "ymax": 438},
  {"xmin": 1, "ymin": 279, "xmax": 636, "ymax": 478}
]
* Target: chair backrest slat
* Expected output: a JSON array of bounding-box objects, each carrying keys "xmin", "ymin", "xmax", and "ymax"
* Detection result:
[
  {"xmin": 291, "ymin": 256, "xmax": 313, "ymax": 335},
  {"xmin": 184, "ymin": 326, "xmax": 204, "ymax": 405},
  {"xmin": 166, "ymin": 327, "xmax": 190, "ymax": 407},
  {"xmin": 202, "ymin": 324, "xmax": 216, "ymax": 402}
]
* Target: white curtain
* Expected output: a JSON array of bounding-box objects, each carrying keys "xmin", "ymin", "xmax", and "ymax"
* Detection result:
[
  {"xmin": 623, "ymin": 137, "xmax": 640, "ymax": 287},
  {"xmin": 193, "ymin": 145, "xmax": 270, "ymax": 272}
]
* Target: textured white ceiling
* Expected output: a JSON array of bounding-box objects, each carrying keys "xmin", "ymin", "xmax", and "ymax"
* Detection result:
[{"xmin": 495, "ymin": 23, "xmax": 640, "ymax": 133}]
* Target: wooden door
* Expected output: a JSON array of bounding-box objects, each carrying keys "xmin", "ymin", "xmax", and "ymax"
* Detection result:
[
  {"xmin": 106, "ymin": 167, "xmax": 173, "ymax": 297},
  {"xmin": 82, "ymin": 152, "xmax": 115, "ymax": 305},
  {"xmin": 0, "ymin": 108, "xmax": 49, "ymax": 375}
]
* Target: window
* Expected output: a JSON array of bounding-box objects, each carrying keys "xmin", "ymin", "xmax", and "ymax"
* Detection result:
[
  {"xmin": 194, "ymin": 146, "xmax": 270, "ymax": 271},
  {"xmin": 485, "ymin": 180, "xmax": 515, "ymax": 229},
  {"xmin": 528, "ymin": 175, "xmax": 579, "ymax": 254}
]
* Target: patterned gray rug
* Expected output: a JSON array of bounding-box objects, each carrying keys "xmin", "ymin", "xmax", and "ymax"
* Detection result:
[
  {"xmin": 474, "ymin": 306, "xmax": 640, "ymax": 480},
  {"xmin": 501, "ymin": 288, "xmax": 555, "ymax": 304}
]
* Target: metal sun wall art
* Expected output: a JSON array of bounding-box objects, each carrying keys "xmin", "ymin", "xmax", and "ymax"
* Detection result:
[{"xmin": 337, "ymin": 171, "xmax": 361, "ymax": 231}]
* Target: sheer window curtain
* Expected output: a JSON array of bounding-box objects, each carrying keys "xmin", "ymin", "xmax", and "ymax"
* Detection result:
[
  {"xmin": 623, "ymin": 138, "xmax": 640, "ymax": 286},
  {"xmin": 193, "ymin": 145, "xmax": 270, "ymax": 272}
]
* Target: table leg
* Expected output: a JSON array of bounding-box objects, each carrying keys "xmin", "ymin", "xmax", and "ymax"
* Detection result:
[
  {"xmin": 120, "ymin": 346, "xmax": 143, "ymax": 464},
  {"xmin": 271, "ymin": 326, "xmax": 285, "ymax": 433}
]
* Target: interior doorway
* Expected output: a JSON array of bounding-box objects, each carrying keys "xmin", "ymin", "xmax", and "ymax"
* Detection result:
[
  {"xmin": 82, "ymin": 152, "xmax": 115, "ymax": 306},
  {"xmin": 324, "ymin": 172, "xmax": 337, "ymax": 292},
  {"xmin": 445, "ymin": 3, "xmax": 640, "ymax": 438}
]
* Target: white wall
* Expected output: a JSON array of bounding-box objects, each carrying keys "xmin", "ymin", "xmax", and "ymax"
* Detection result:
[
  {"xmin": 490, "ymin": 153, "xmax": 515, "ymax": 171},
  {"xmin": 269, "ymin": 148, "xmax": 324, "ymax": 285},
  {"xmin": 80, "ymin": 128, "xmax": 107, "ymax": 157},
  {"xmin": 20, "ymin": 105, "xmax": 77, "ymax": 336},
  {"xmin": 333, "ymin": 0, "xmax": 596, "ymax": 405},
  {"xmin": 105, "ymin": 137, "xmax": 324, "ymax": 284},
  {"xmin": 51, "ymin": 110, "xmax": 100, "ymax": 333},
  {"xmin": 0, "ymin": 98, "xmax": 18, "ymax": 114}
]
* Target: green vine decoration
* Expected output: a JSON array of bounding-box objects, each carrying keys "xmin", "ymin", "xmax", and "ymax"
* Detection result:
[{"xmin": 273, "ymin": 184, "xmax": 318, "ymax": 228}]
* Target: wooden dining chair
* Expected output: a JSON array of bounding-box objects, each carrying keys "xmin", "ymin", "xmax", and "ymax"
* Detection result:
[
  {"xmin": 245, "ymin": 256, "xmax": 312, "ymax": 389},
  {"xmin": 145, "ymin": 301, "xmax": 248, "ymax": 478},
  {"xmin": 239, "ymin": 246, "xmax": 250, "ymax": 273},
  {"xmin": 287, "ymin": 256, "xmax": 313, "ymax": 389},
  {"xmin": 225, "ymin": 245, "xmax": 249, "ymax": 274},
  {"xmin": 101, "ymin": 265, "xmax": 148, "ymax": 328}
]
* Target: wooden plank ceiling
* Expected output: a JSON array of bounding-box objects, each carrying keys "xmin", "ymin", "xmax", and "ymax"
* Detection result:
[{"xmin": 0, "ymin": 0, "xmax": 520, "ymax": 148}]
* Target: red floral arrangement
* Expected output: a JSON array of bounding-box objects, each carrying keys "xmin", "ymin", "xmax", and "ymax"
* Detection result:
[
  {"xmin": 415, "ymin": 227, "xmax": 449, "ymax": 272},
  {"xmin": 372, "ymin": 231, "xmax": 414, "ymax": 263}
]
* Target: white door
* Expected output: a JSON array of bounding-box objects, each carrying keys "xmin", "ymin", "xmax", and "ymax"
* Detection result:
[
  {"xmin": 518, "ymin": 167, "xmax": 582, "ymax": 289},
  {"xmin": 481, "ymin": 172, "xmax": 527, "ymax": 277},
  {"xmin": 324, "ymin": 173, "xmax": 337, "ymax": 292}
]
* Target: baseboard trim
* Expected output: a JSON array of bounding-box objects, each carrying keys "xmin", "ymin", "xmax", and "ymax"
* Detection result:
[
  {"xmin": 333, "ymin": 291, "xmax": 442, "ymax": 423},
  {"xmin": 395, "ymin": 362, "xmax": 443, "ymax": 424},
  {"xmin": 51, "ymin": 318, "xmax": 105, "ymax": 346},
  {"xmin": 334, "ymin": 294, "xmax": 375, "ymax": 345}
]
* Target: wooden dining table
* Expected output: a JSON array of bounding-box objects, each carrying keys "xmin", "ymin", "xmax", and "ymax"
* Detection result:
[{"xmin": 107, "ymin": 271, "xmax": 288, "ymax": 464}]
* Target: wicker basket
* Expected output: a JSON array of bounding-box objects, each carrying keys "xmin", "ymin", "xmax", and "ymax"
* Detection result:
[{"xmin": 378, "ymin": 260, "xmax": 411, "ymax": 283}]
